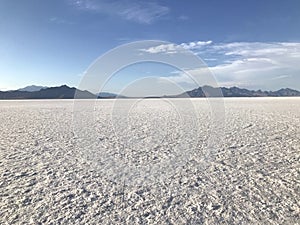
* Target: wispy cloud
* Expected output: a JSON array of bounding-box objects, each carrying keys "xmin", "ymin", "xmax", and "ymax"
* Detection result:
[
  {"xmin": 178, "ymin": 15, "xmax": 189, "ymax": 21},
  {"xmin": 141, "ymin": 40, "xmax": 213, "ymax": 54},
  {"xmin": 158, "ymin": 72, "xmax": 194, "ymax": 85},
  {"xmin": 146, "ymin": 41, "xmax": 300, "ymax": 90},
  {"xmin": 270, "ymin": 75, "xmax": 290, "ymax": 80},
  {"xmin": 207, "ymin": 42, "xmax": 300, "ymax": 89},
  {"xmin": 120, "ymin": 2, "xmax": 169, "ymax": 24},
  {"xmin": 49, "ymin": 17, "xmax": 74, "ymax": 25},
  {"xmin": 68, "ymin": 0, "xmax": 170, "ymax": 24}
]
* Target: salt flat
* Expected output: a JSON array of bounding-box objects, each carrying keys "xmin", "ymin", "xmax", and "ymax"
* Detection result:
[{"xmin": 0, "ymin": 98, "xmax": 299, "ymax": 224}]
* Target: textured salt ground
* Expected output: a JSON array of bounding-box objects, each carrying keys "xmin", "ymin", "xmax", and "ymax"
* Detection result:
[{"xmin": 0, "ymin": 98, "xmax": 299, "ymax": 224}]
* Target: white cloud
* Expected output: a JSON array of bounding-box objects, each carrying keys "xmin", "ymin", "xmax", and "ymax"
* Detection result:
[
  {"xmin": 207, "ymin": 42, "xmax": 300, "ymax": 89},
  {"xmin": 141, "ymin": 40, "xmax": 213, "ymax": 54},
  {"xmin": 150, "ymin": 41, "xmax": 300, "ymax": 90},
  {"xmin": 68, "ymin": 0, "xmax": 169, "ymax": 24},
  {"xmin": 141, "ymin": 43, "xmax": 179, "ymax": 54}
]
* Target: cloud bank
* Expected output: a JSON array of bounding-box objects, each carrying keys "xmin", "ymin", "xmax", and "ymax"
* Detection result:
[{"xmin": 142, "ymin": 41, "xmax": 300, "ymax": 90}]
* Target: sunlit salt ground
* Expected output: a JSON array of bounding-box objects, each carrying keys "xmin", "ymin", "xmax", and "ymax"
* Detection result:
[{"xmin": 0, "ymin": 98, "xmax": 299, "ymax": 224}]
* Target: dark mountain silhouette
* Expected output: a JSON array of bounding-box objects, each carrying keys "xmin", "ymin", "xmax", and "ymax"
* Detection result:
[
  {"xmin": 0, "ymin": 85, "xmax": 96, "ymax": 99},
  {"xmin": 0, "ymin": 85, "xmax": 299, "ymax": 99},
  {"xmin": 175, "ymin": 86, "xmax": 300, "ymax": 98}
]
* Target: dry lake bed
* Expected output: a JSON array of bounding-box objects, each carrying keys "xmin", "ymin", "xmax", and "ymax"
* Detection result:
[{"xmin": 0, "ymin": 98, "xmax": 299, "ymax": 224}]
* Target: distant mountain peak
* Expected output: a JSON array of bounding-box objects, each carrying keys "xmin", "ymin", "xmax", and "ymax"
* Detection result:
[
  {"xmin": 17, "ymin": 85, "xmax": 47, "ymax": 92},
  {"xmin": 1, "ymin": 85, "xmax": 95, "ymax": 99}
]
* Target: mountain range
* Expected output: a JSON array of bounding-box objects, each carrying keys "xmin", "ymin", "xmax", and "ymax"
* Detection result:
[
  {"xmin": 0, "ymin": 85, "xmax": 95, "ymax": 99},
  {"xmin": 17, "ymin": 85, "xmax": 48, "ymax": 92},
  {"xmin": 0, "ymin": 85, "xmax": 299, "ymax": 99},
  {"xmin": 175, "ymin": 86, "xmax": 300, "ymax": 98}
]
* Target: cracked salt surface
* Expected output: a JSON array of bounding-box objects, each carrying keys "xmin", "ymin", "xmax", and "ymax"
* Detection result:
[{"xmin": 0, "ymin": 98, "xmax": 299, "ymax": 224}]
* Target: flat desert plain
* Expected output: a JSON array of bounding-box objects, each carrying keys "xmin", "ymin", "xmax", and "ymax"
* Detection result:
[{"xmin": 0, "ymin": 98, "xmax": 299, "ymax": 224}]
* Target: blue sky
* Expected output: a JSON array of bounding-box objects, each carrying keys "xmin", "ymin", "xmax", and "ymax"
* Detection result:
[{"xmin": 0, "ymin": 0, "xmax": 300, "ymax": 93}]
